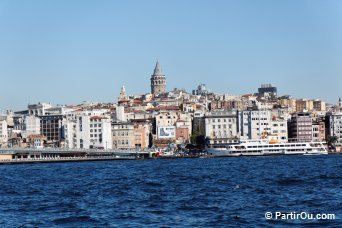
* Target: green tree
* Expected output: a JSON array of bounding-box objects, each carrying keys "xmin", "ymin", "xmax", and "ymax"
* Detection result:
[{"xmin": 326, "ymin": 135, "xmax": 338, "ymax": 147}]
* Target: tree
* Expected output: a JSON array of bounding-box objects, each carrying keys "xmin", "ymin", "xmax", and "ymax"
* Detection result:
[{"xmin": 326, "ymin": 135, "xmax": 338, "ymax": 148}]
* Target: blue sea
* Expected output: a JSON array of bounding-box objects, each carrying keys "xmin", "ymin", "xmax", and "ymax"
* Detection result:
[{"xmin": 0, "ymin": 155, "xmax": 341, "ymax": 227}]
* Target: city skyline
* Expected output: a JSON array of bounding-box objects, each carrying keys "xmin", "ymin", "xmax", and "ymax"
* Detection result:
[{"xmin": 1, "ymin": 0, "xmax": 342, "ymax": 111}]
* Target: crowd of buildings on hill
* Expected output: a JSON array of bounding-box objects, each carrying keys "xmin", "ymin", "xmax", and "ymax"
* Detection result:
[{"xmin": 0, "ymin": 61, "xmax": 342, "ymax": 152}]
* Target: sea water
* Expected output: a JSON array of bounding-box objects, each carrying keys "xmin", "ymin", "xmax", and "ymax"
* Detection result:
[{"xmin": 0, "ymin": 155, "xmax": 341, "ymax": 227}]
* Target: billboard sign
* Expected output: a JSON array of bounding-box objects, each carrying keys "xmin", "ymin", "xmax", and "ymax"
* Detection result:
[{"xmin": 158, "ymin": 126, "xmax": 176, "ymax": 139}]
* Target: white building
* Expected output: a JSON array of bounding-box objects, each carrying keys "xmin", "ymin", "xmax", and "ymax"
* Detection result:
[
  {"xmin": 63, "ymin": 118, "xmax": 77, "ymax": 149},
  {"xmin": 78, "ymin": 115, "xmax": 112, "ymax": 149},
  {"xmin": 63, "ymin": 111, "xmax": 112, "ymax": 149},
  {"xmin": 327, "ymin": 112, "xmax": 342, "ymax": 149},
  {"xmin": 0, "ymin": 120, "xmax": 8, "ymax": 146},
  {"xmin": 240, "ymin": 110, "xmax": 272, "ymax": 140},
  {"xmin": 24, "ymin": 115, "xmax": 41, "ymax": 138},
  {"xmin": 270, "ymin": 119, "xmax": 288, "ymax": 142},
  {"xmin": 204, "ymin": 110, "xmax": 239, "ymax": 146},
  {"xmin": 28, "ymin": 102, "xmax": 52, "ymax": 116},
  {"xmin": 116, "ymin": 106, "xmax": 127, "ymax": 122},
  {"xmin": 240, "ymin": 110, "xmax": 287, "ymax": 142}
]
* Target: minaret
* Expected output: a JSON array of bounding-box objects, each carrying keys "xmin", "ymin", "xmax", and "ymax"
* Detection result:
[
  {"xmin": 150, "ymin": 61, "xmax": 166, "ymax": 95},
  {"xmin": 118, "ymin": 85, "xmax": 129, "ymax": 106},
  {"xmin": 118, "ymin": 85, "xmax": 128, "ymax": 101},
  {"xmin": 339, "ymin": 97, "xmax": 342, "ymax": 108}
]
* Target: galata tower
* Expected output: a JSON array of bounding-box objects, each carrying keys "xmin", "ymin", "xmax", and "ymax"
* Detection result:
[{"xmin": 150, "ymin": 61, "xmax": 166, "ymax": 95}]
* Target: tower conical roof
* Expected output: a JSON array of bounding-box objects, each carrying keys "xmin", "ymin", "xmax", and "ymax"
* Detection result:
[{"xmin": 153, "ymin": 60, "xmax": 164, "ymax": 76}]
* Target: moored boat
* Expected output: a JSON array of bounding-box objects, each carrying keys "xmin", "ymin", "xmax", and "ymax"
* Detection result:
[{"xmin": 207, "ymin": 139, "xmax": 328, "ymax": 157}]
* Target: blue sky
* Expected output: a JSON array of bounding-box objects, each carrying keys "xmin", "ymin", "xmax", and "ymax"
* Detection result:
[{"xmin": 0, "ymin": 0, "xmax": 341, "ymax": 111}]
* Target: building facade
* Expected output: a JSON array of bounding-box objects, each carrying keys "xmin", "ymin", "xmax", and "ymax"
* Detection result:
[
  {"xmin": 133, "ymin": 122, "xmax": 151, "ymax": 149},
  {"xmin": 112, "ymin": 122, "xmax": 135, "ymax": 149},
  {"xmin": 40, "ymin": 115, "xmax": 64, "ymax": 144},
  {"xmin": 240, "ymin": 110, "xmax": 288, "ymax": 141},
  {"xmin": 258, "ymin": 84, "xmax": 277, "ymax": 98},
  {"xmin": 205, "ymin": 110, "xmax": 239, "ymax": 147},
  {"xmin": 288, "ymin": 112, "xmax": 313, "ymax": 142},
  {"xmin": 24, "ymin": 115, "xmax": 41, "ymax": 138},
  {"xmin": 28, "ymin": 102, "xmax": 52, "ymax": 116},
  {"xmin": 312, "ymin": 119, "xmax": 325, "ymax": 142},
  {"xmin": 240, "ymin": 110, "xmax": 272, "ymax": 140},
  {"xmin": 76, "ymin": 115, "xmax": 112, "ymax": 149},
  {"xmin": 0, "ymin": 120, "xmax": 8, "ymax": 146},
  {"xmin": 326, "ymin": 112, "xmax": 342, "ymax": 150}
]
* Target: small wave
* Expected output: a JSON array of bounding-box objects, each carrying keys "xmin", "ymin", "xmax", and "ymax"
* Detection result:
[
  {"xmin": 53, "ymin": 216, "xmax": 97, "ymax": 225},
  {"xmin": 144, "ymin": 181, "xmax": 164, "ymax": 187},
  {"xmin": 317, "ymin": 174, "xmax": 342, "ymax": 181},
  {"xmin": 277, "ymin": 178, "xmax": 303, "ymax": 186}
]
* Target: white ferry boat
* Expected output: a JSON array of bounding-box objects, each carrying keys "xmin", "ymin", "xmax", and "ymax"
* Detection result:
[{"xmin": 207, "ymin": 139, "xmax": 328, "ymax": 157}]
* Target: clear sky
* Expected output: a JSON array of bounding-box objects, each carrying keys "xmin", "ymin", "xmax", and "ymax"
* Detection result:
[{"xmin": 0, "ymin": 0, "xmax": 341, "ymax": 111}]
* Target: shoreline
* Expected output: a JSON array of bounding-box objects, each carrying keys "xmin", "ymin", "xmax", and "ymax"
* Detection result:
[{"xmin": 0, "ymin": 153, "xmax": 340, "ymax": 165}]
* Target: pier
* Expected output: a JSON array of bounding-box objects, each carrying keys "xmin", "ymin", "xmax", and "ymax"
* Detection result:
[{"xmin": 0, "ymin": 148, "xmax": 158, "ymax": 164}]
